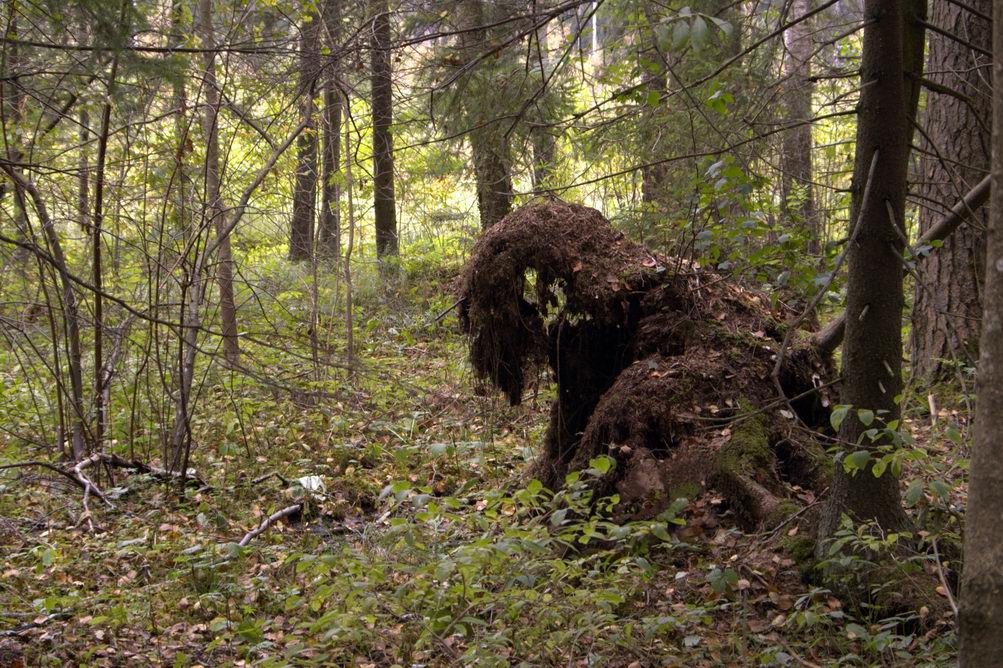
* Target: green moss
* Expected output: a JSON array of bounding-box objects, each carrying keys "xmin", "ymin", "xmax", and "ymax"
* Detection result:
[
  {"xmin": 806, "ymin": 438, "xmax": 834, "ymax": 483},
  {"xmin": 718, "ymin": 405, "xmax": 774, "ymax": 476},
  {"xmin": 667, "ymin": 481, "xmax": 702, "ymax": 502},
  {"xmin": 765, "ymin": 499, "xmax": 801, "ymax": 528},
  {"xmin": 782, "ymin": 533, "xmax": 819, "ymax": 579}
]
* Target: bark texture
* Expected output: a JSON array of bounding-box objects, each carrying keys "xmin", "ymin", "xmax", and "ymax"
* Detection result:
[
  {"xmin": 640, "ymin": 70, "xmax": 669, "ymax": 209},
  {"xmin": 817, "ymin": 0, "xmax": 926, "ymax": 545},
  {"xmin": 370, "ymin": 0, "xmax": 398, "ymax": 257},
  {"xmin": 958, "ymin": 6, "xmax": 1003, "ymax": 663},
  {"xmin": 780, "ymin": 0, "xmax": 819, "ymax": 254},
  {"xmin": 198, "ymin": 0, "xmax": 240, "ymax": 365},
  {"xmin": 470, "ymin": 130, "xmax": 514, "ymax": 230},
  {"xmin": 460, "ymin": 0, "xmax": 513, "ymax": 230},
  {"xmin": 289, "ymin": 3, "xmax": 321, "ymax": 262},
  {"xmin": 911, "ymin": 0, "xmax": 991, "ymax": 379},
  {"xmin": 318, "ymin": 0, "xmax": 341, "ymax": 257}
]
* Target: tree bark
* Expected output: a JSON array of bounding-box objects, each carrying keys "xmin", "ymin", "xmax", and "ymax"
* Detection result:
[
  {"xmin": 78, "ymin": 108, "xmax": 90, "ymax": 231},
  {"xmin": 169, "ymin": 0, "xmax": 199, "ymax": 473},
  {"xmin": 470, "ymin": 129, "xmax": 514, "ymax": 229},
  {"xmin": 780, "ymin": 0, "xmax": 820, "ymax": 255},
  {"xmin": 318, "ymin": 0, "xmax": 341, "ymax": 257},
  {"xmin": 958, "ymin": 6, "xmax": 1003, "ymax": 663},
  {"xmin": 640, "ymin": 70, "xmax": 669, "ymax": 209},
  {"xmin": 197, "ymin": 0, "xmax": 240, "ymax": 365},
  {"xmin": 289, "ymin": 2, "xmax": 321, "ymax": 262},
  {"xmin": 459, "ymin": 0, "xmax": 513, "ymax": 230},
  {"xmin": 911, "ymin": 0, "xmax": 991, "ymax": 380},
  {"xmin": 817, "ymin": 0, "xmax": 926, "ymax": 546},
  {"xmin": 2, "ymin": 0, "xmax": 29, "ymax": 258},
  {"xmin": 370, "ymin": 0, "xmax": 398, "ymax": 257},
  {"xmin": 530, "ymin": 125, "xmax": 556, "ymax": 191}
]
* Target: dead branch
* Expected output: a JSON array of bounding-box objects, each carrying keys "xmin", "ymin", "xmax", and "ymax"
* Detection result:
[
  {"xmin": 238, "ymin": 504, "xmax": 302, "ymax": 547},
  {"xmin": 72, "ymin": 454, "xmax": 114, "ymax": 531},
  {"xmin": 1, "ymin": 453, "xmax": 208, "ymax": 533},
  {"xmin": 0, "ymin": 612, "xmax": 70, "ymax": 638},
  {"xmin": 99, "ymin": 453, "xmax": 209, "ymax": 489},
  {"xmin": 814, "ymin": 174, "xmax": 991, "ymax": 355}
]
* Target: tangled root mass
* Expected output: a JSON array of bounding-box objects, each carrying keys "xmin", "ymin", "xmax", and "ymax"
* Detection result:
[{"xmin": 458, "ymin": 201, "xmax": 835, "ymax": 526}]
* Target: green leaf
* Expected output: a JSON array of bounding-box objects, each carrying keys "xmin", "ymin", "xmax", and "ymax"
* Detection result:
[
  {"xmin": 846, "ymin": 622, "xmax": 869, "ymax": 640},
  {"xmin": 708, "ymin": 567, "xmax": 739, "ymax": 593},
  {"xmin": 710, "ymin": 16, "xmax": 733, "ymax": 36},
  {"xmin": 672, "ymin": 20, "xmax": 690, "ymax": 49},
  {"xmin": 904, "ymin": 480, "xmax": 924, "ymax": 507},
  {"xmin": 857, "ymin": 409, "xmax": 875, "ymax": 426},
  {"xmin": 651, "ymin": 524, "xmax": 672, "ymax": 542},
  {"xmin": 931, "ymin": 479, "xmax": 951, "ymax": 501},
  {"xmin": 830, "ymin": 405, "xmax": 851, "ymax": 431},
  {"xmin": 588, "ymin": 455, "xmax": 614, "ymax": 475},
  {"xmin": 842, "ymin": 450, "xmax": 871, "ymax": 474},
  {"xmin": 690, "ymin": 17, "xmax": 708, "ymax": 49},
  {"xmin": 655, "ymin": 24, "xmax": 673, "ymax": 53}
]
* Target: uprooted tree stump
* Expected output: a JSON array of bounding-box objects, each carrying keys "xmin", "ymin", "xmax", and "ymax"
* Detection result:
[{"xmin": 458, "ymin": 201, "xmax": 836, "ymax": 527}]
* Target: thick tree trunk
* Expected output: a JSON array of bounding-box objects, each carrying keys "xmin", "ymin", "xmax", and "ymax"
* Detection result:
[
  {"xmin": 958, "ymin": 8, "xmax": 1003, "ymax": 664},
  {"xmin": 780, "ymin": 0, "xmax": 819, "ymax": 255},
  {"xmin": 640, "ymin": 71, "xmax": 669, "ymax": 209},
  {"xmin": 459, "ymin": 0, "xmax": 513, "ymax": 230},
  {"xmin": 817, "ymin": 0, "xmax": 926, "ymax": 546},
  {"xmin": 289, "ymin": 3, "xmax": 320, "ymax": 262},
  {"xmin": 911, "ymin": 0, "xmax": 991, "ymax": 379},
  {"xmin": 370, "ymin": 0, "xmax": 398, "ymax": 258},
  {"xmin": 470, "ymin": 129, "xmax": 514, "ymax": 229},
  {"xmin": 318, "ymin": 0, "xmax": 341, "ymax": 258},
  {"xmin": 197, "ymin": 0, "xmax": 240, "ymax": 365}
]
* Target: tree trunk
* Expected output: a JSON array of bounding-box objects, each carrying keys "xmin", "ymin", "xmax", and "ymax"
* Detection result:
[
  {"xmin": 958, "ymin": 7, "xmax": 1003, "ymax": 663},
  {"xmin": 530, "ymin": 125, "xmax": 556, "ymax": 191},
  {"xmin": 91, "ymin": 46, "xmax": 121, "ymax": 454},
  {"xmin": 289, "ymin": 2, "xmax": 320, "ymax": 262},
  {"xmin": 2, "ymin": 0, "xmax": 29, "ymax": 259},
  {"xmin": 817, "ymin": 0, "xmax": 926, "ymax": 546},
  {"xmin": 780, "ymin": 0, "xmax": 820, "ymax": 255},
  {"xmin": 459, "ymin": 0, "xmax": 513, "ymax": 230},
  {"xmin": 318, "ymin": 0, "xmax": 341, "ymax": 258},
  {"xmin": 911, "ymin": 0, "xmax": 991, "ymax": 380},
  {"xmin": 370, "ymin": 0, "xmax": 398, "ymax": 258},
  {"xmin": 470, "ymin": 129, "xmax": 514, "ymax": 229},
  {"xmin": 78, "ymin": 108, "xmax": 90, "ymax": 231},
  {"xmin": 197, "ymin": 0, "xmax": 240, "ymax": 366},
  {"xmin": 169, "ymin": 0, "xmax": 199, "ymax": 473},
  {"xmin": 640, "ymin": 71, "xmax": 669, "ymax": 209}
]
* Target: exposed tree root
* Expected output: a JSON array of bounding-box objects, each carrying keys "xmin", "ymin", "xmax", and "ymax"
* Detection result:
[{"xmin": 459, "ymin": 201, "xmax": 835, "ymax": 526}]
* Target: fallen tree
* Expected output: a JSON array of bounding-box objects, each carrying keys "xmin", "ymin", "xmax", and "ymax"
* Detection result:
[{"xmin": 458, "ymin": 201, "xmax": 835, "ymax": 526}]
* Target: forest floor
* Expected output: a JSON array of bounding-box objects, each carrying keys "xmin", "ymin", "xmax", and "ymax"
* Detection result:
[{"xmin": 0, "ymin": 264, "xmax": 964, "ymax": 667}]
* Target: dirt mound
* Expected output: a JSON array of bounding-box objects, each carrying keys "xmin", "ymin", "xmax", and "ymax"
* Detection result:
[{"xmin": 458, "ymin": 201, "xmax": 834, "ymax": 526}]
